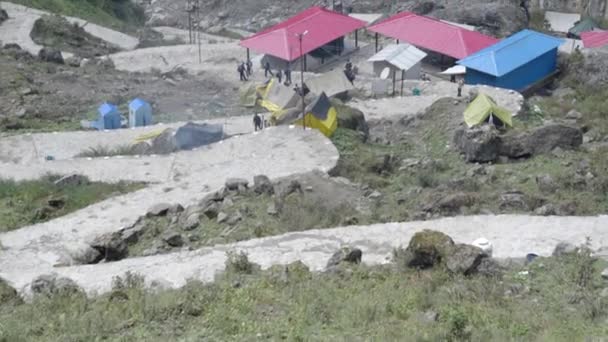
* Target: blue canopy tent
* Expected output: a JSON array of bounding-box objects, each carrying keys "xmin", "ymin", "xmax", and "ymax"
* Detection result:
[
  {"xmin": 128, "ymin": 98, "xmax": 153, "ymax": 128},
  {"xmin": 94, "ymin": 103, "xmax": 122, "ymax": 130}
]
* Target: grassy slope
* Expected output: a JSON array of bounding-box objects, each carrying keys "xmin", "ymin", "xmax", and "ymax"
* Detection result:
[
  {"xmin": 5, "ymin": 0, "xmax": 144, "ymax": 31},
  {"xmin": 1, "ymin": 251, "xmax": 607, "ymax": 341},
  {"xmin": 0, "ymin": 176, "xmax": 143, "ymax": 232}
]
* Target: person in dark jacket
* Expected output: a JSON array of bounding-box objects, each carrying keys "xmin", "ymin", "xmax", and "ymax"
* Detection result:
[
  {"xmin": 264, "ymin": 61, "xmax": 273, "ymax": 78},
  {"xmin": 284, "ymin": 64, "xmax": 292, "ymax": 85},
  {"xmin": 253, "ymin": 113, "xmax": 262, "ymax": 131},
  {"xmin": 238, "ymin": 62, "xmax": 247, "ymax": 81}
]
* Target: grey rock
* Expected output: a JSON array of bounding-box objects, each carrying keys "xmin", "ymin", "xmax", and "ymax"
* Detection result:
[
  {"xmin": 91, "ymin": 232, "xmax": 128, "ymax": 261},
  {"xmin": 65, "ymin": 56, "xmax": 82, "ymax": 67},
  {"xmin": 150, "ymin": 128, "xmax": 178, "ymax": 154},
  {"xmin": 222, "ymin": 197, "xmax": 234, "ymax": 208},
  {"xmin": 31, "ymin": 274, "xmax": 81, "ymax": 296},
  {"xmin": 0, "ymin": 278, "xmax": 21, "ymax": 304},
  {"xmin": 419, "ymin": 310, "xmax": 439, "ymax": 324},
  {"xmin": 267, "ymin": 202, "xmax": 278, "ymax": 216},
  {"xmin": 453, "ymin": 125, "xmax": 500, "ymax": 163},
  {"xmin": 326, "ymin": 246, "xmax": 363, "ymax": 268},
  {"xmin": 226, "ymin": 212, "xmax": 243, "ymax": 225},
  {"xmin": 147, "ymin": 203, "xmax": 172, "ymax": 217},
  {"xmin": 499, "ymin": 191, "xmax": 529, "ymax": 211},
  {"xmin": 602, "ymin": 268, "xmax": 608, "ymax": 280},
  {"xmin": 368, "ymin": 190, "xmax": 382, "ymax": 199},
  {"xmin": 566, "ymin": 110, "xmax": 583, "ymax": 120},
  {"xmin": 38, "ymin": 48, "xmax": 64, "ymax": 64},
  {"xmin": 536, "ymin": 174, "xmax": 556, "ymax": 193},
  {"xmin": 225, "ymin": 178, "xmax": 248, "ymax": 191},
  {"xmin": 253, "ymin": 175, "xmax": 274, "ymax": 195},
  {"xmin": 601, "ymin": 288, "xmax": 608, "ymax": 298},
  {"xmin": 476, "ymin": 257, "xmax": 504, "ymax": 277},
  {"xmin": 69, "ymin": 244, "xmax": 102, "ymax": 264},
  {"xmin": 142, "ymin": 246, "xmax": 160, "ymax": 257},
  {"xmin": 162, "ymin": 230, "xmax": 184, "ymax": 247},
  {"xmin": 401, "ymin": 230, "xmax": 455, "ymax": 269},
  {"xmin": 53, "ymin": 174, "xmax": 89, "ymax": 187},
  {"xmin": 426, "ymin": 192, "xmax": 477, "ymax": 214},
  {"xmin": 534, "ymin": 203, "xmax": 558, "ymax": 216},
  {"xmin": 446, "ymin": 244, "xmax": 485, "ymax": 275},
  {"xmin": 131, "ymin": 141, "xmax": 150, "ymax": 155},
  {"xmin": 217, "ymin": 212, "xmax": 228, "ymax": 224},
  {"xmin": 528, "ymin": 124, "xmax": 583, "ymax": 154},
  {"xmin": 183, "ymin": 213, "xmax": 200, "ymax": 231},
  {"xmin": 552, "ymin": 242, "xmax": 578, "ymax": 257},
  {"xmin": 203, "ymin": 202, "xmax": 220, "ymax": 219},
  {"xmin": 169, "ymin": 204, "xmax": 184, "ymax": 215}
]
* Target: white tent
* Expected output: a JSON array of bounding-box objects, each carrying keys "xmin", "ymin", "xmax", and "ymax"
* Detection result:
[
  {"xmin": 368, "ymin": 43, "xmax": 427, "ymax": 80},
  {"xmin": 441, "ymin": 65, "xmax": 466, "ymax": 75}
]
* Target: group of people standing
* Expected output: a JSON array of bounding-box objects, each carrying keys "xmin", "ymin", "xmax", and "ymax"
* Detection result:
[{"xmin": 238, "ymin": 59, "xmax": 293, "ymax": 86}]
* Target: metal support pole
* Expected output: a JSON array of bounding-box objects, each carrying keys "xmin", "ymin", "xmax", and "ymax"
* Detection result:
[
  {"xmin": 299, "ymin": 35, "xmax": 306, "ymax": 129},
  {"xmin": 392, "ymin": 69, "xmax": 396, "ymax": 97},
  {"xmin": 375, "ymin": 33, "xmax": 379, "ymax": 52},
  {"xmin": 400, "ymin": 70, "xmax": 405, "ymax": 97},
  {"xmin": 396, "ymin": 39, "xmax": 399, "ymax": 44},
  {"xmin": 246, "ymin": 48, "xmax": 250, "ymax": 61},
  {"xmin": 355, "ymin": 29, "xmax": 358, "ymax": 48}
]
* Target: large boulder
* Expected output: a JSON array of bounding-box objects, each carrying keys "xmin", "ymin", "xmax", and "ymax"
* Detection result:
[
  {"xmin": 68, "ymin": 243, "xmax": 103, "ymax": 264},
  {"xmin": 225, "ymin": 178, "xmax": 249, "ymax": 191},
  {"xmin": 0, "ymin": 278, "xmax": 22, "ymax": 305},
  {"xmin": 90, "ymin": 232, "xmax": 128, "ymax": 261},
  {"xmin": 446, "ymin": 244, "xmax": 485, "ymax": 275},
  {"xmin": 527, "ymin": 124, "xmax": 583, "ymax": 154},
  {"xmin": 31, "ymin": 274, "xmax": 81, "ymax": 296},
  {"xmin": 253, "ymin": 175, "xmax": 274, "ymax": 195},
  {"xmin": 0, "ymin": 8, "xmax": 8, "ymax": 24},
  {"xmin": 333, "ymin": 101, "xmax": 369, "ymax": 138},
  {"xmin": 326, "ymin": 246, "xmax": 363, "ymax": 268},
  {"xmin": 453, "ymin": 125, "xmax": 501, "ymax": 163},
  {"xmin": 402, "ymin": 230, "xmax": 455, "ymax": 268},
  {"xmin": 38, "ymin": 48, "xmax": 64, "ymax": 64},
  {"xmin": 425, "ymin": 192, "xmax": 477, "ymax": 215}
]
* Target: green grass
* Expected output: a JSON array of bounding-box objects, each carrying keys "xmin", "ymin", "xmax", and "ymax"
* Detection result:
[
  {"xmin": 1, "ymin": 250, "xmax": 607, "ymax": 340},
  {"xmin": 0, "ymin": 175, "xmax": 143, "ymax": 232},
  {"xmin": 6, "ymin": 0, "xmax": 145, "ymax": 32},
  {"xmin": 75, "ymin": 144, "xmax": 139, "ymax": 158}
]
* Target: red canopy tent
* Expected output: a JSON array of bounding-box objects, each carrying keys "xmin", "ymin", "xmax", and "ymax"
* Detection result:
[
  {"xmin": 367, "ymin": 12, "xmax": 498, "ymax": 59},
  {"xmin": 581, "ymin": 30, "xmax": 608, "ymax": 48},
  {"xmin": 239, "ymin": 6, "xmax": 366, "ymax": 61}
]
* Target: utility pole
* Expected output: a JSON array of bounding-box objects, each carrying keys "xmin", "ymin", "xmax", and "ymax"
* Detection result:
[{"xmin": 296, "ymin": 31, "xmax": 308, "ymax": 129}]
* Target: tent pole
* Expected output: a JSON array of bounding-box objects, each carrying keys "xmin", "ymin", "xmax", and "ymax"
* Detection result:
[
  {"xmin": 375, "ymin": 33, "xmax": 378, "ymax": 52},
  {"xmin": 400, "ymin": 69, "xmax": 404, "ymax": 97}
]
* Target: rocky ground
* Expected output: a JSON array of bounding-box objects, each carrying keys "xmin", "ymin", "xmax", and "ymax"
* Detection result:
[{"xmin": 0, "ymin": 46, "xmax": 240, "ymax": 133}]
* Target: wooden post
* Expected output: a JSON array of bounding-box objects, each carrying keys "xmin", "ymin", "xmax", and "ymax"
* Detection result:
[{"xmin": 375, "ymin": 33, "xmax": 379, "ymax": 52}]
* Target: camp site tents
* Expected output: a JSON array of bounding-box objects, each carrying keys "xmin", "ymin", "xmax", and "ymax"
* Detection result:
[
  {"xmin": 568, "ymin": 18, "xmax": 599, "ymax": 39},
  {"xmin": 581, "ymin": 30, "xmax": 608, "ymax": 48},
  {"xmin": 174, "ymin": 122, "xmax": 224, "ymax": 150},
  {"xmin": 295, "ymin": 92, "xmax": 338, "ymax": 137},
  {"xmin": 95, "ymin": 103, "xmax": 121, "ymax": 130},
  {"xmin": 464, "ymin": 93, "xmax": 512, "ymax": 128},
  {"xmin": 258, "ymin": 78, "xmax": 299, "ymax": 113},
  {"xmin": 128, "ymin": 98, "xmax": 153, "ymax": 128}
]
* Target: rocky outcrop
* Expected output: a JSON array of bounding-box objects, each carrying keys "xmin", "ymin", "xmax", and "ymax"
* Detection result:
[
  {"xmin": 31, "ymin": 274, "xmax": 82, "ymax": 297},
  {"xmin": 91, "ymin": 232, "xmax": 128, "ymax": 262},
  {"xmin": 326, "ymin": 246, "xmax": 363, "ymax": 268},
  {"xmin": 455, "ymin": 124, "xmax": 583, "ymax": 163},
  {"xmin": 0, "ymin": 277, "xmax": 22, "ymax": 305},
  {"xmin": 0, "ymin": 8, "xmax": 8, "ymax": 25},
  {"xmin": 400, "ymin": 230, "xmax": 455, "ymax": 269},
  {"xmin": 38, "ymin": 48, "xmax": 64, "ymax": 64}
]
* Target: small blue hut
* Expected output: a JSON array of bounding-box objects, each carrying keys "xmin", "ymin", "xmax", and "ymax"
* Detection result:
[
  {"xmin": 128, "ymin": 98, "xmax": 153, "ymax": 128},
  {"xmin": 96, "ymin": 103, "xmax": 122, "ymax": 130}
]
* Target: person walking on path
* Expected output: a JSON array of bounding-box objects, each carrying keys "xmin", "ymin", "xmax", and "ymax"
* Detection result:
[
  {"xmin": 457, "ymin": 78, "xmax": 464, "ymax": 97},
  {"xmin": 264, "ymin": 61, "xmax": 273, "ymax": 78},
  {"xmin": 253, "ymin": 113, "xmax": 262, "ymax": 131},
  {"xmin": 246, "ymin": 59, "xmax": 253, "ymax": 77},
  {"xmin": 238, "ymin": 62, "xmax": 247, "ymax": 82},
  {"xmin": 276, "ymin": 69, "xmax": 283, "ymax": 84},
  {"xmin": 284, "ymin": 64, "xmax": 292, "ymax": 85}
]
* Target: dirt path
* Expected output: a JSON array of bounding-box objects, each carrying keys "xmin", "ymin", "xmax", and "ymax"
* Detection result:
[
  {"xmin": 0, "ymin": 120, "xmax": 338, "ymax": 295},
  {"xmin": 0, "ymin": 2, "xmax": 138, "ymax": 55}
]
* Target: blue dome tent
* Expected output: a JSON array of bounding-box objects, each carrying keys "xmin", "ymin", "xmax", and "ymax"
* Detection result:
[
  {"xmin": 128, "ymin": 98, "xmax": 153, "ymax": 128},
  {"xmin": 95, "ymin": 103, "xmax": 121, "ymax": 130}
]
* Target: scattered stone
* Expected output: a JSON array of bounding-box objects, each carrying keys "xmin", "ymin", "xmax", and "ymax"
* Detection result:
[
  {"xmin": 552, "ymin": 242, "xmax": 578, "ymax": 257},
  {"xmin": 162, "ymin": 230, "xmax": 184, "ymax": 247},
  {"xmin": 446, "ymin": 244, "xmax": 485, "ymax": 275},
  {"xmin": 419, "ymin": 310, "xmax": 439, "ymax": 323},
  {"xmin": 68, "ymin": 243, "xmax": 103, "ymax": 264},
  {"xmin": 142, "ymin": 246, "xmax": 161, "ymax": 257},
  {"xmin": 169, "ymin": 204, "xmax": 184, "ymax": 215},
  {"xmin": 368, "ymin": 190, "xmax": 382, "ymax": 199},
  {"xmin": 183, "ymin": 213, "xmax": 200, "ymax": 230},
  {"xmin": 476, "ymin": 257, "xmax": 504, "ymax": 277},
  {"xmin": 53, "ymin": 174, "xmax": 89, "ymax": 187},
  {"xmin": 499, "ymin": 191, "xmax": 529, "ymax": 211},
  {"xmin": 31, "ymin": 274, "xmax": 81, "ymax": 296},
  {"xmin": 222, "ymin": 197, "xmax": 234, "ymax": 209},
  {"xmin": 402, "ymin": 230, "xmax": 454, "ymax": 269},
  {"xmin": 203, "ymin": 202, "xmax": 220, "ymax": 219},
  {"xmin": 38, "ymin": 48, "xmax": 64, "ymax": 64},
  {"xmin": 534, "ymin": 203, "xmax": 558, "ymax": 216},
  {"xmin": 253, "ymin": 175, "xmax": 274, "ymax": 195},
  {"xmin": 267, "ymin": 202, "xmax": 278, "ymax": 216},
  {"xmin": 225, "ymin": 178, "xmax": 248, "ymax": 191},
  {"xmin": 91, "ymin": 232, "xmax": 128, "ymax": 261},
  {"xmin": 536, "ymin": 174, "xmax": 556, "ymax": 193},
  {"xmin": 47, "ymin": 197, "xmax": 66, "ymax": 209},
  {"xmin": 426, "ymin": 192, "xmax": 477, "ymax": 214},
  {"xmin": 150, "ymin": 128, "xmax": 178, "ymax": 154},
  {"xmin": 65, "ymin": 56, "xmax": 82, "ymax": 67},
  {"xmin": 217, "ymin": 212, "xmax": 228, "ymax": 224},
  {"xmin": 226, "ymin": 212, "xmax": 243, "ymax": 225},
  {"xmin": 601, "ymin": 268, "xmax": 608, "ymax": 280},
  {"xmin": 0, "ymin": 278, "xmax": 22, "ymax": 305},
  {"xmin": 147, "ymin": 203, "xmax": 173, "ymax": 217},
  {"xmin": 326, "ymin": 246, "xmax": 363, "ymax": 268},
  {"xmin": 566, "ymin": 110, "xmax": 583, "ymax": 120}
]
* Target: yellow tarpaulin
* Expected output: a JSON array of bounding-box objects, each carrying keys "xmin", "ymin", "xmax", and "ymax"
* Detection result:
[
  {"xmin": 294, "ymin": 92, "xmax": 337, "ymax": 137},
  {"xmin": 464, "ymin": 93, "xmax": 513, "ymax": 128}
]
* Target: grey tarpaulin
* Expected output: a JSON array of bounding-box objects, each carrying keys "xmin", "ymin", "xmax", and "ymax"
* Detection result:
[{"xmin": 174, "ymin": 122, "xmax": 224, "ymax": 150}]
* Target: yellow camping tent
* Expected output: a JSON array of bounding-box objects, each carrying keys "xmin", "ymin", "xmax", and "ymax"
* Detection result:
[
  {"xmin": 464, "ymin": 93, "xmax": 513, "ymax": 128},
  {"xmin": 294, "ymin": 92, "xmax": 337, "ymax": 137}
]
